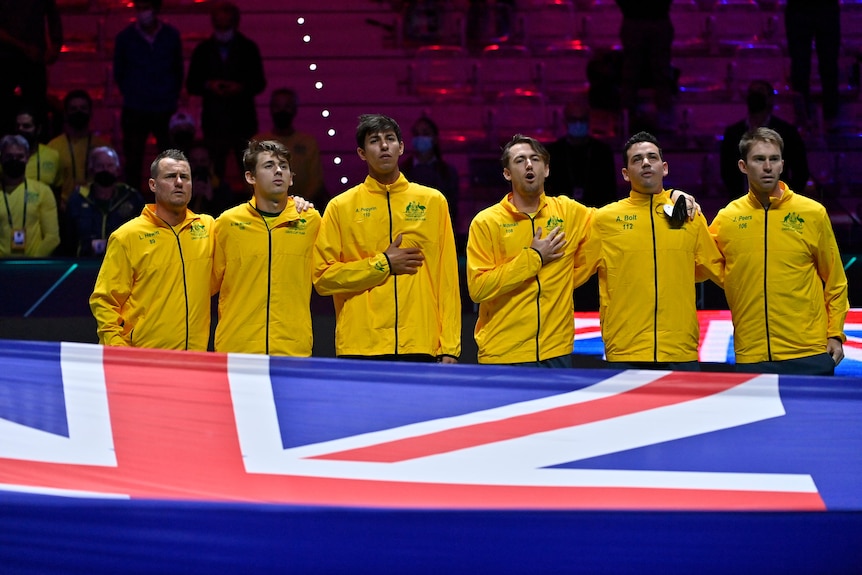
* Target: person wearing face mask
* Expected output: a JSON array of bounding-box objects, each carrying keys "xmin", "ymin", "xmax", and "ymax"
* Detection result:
[
  {"xmin": 545, "ymin": 102, "xmax": 618, "ymax": 209},
  {"xmin": 186, "ymin": 1, "xmax": 266, "ymax": 185},
  {"xmin": 253, "ymin": 88, "xmax": 327, "ymax": 209},
  {"xmin": 0, "ymin": 134, "xmax": 60, "ymax": 258},
  {"xmin": 398, "ymin": 116, "xmax": 459, "ymax": 239},
  {"xmin": 47, "ymin": 91, "xmax": 112, "ymax": 210},
  {"xmin": 113, "ymin": 0, "xmax": 183, "ymax": 193},
  {"xmin": 11, "ymin": 105, "xmax": 61, "ymax": 195},
  {"xmin": 64, "ymin": 146, "xmax": 144, "ymax": 257},
  {"xmin": 720, "ymin": 80, "xmax": 809, "ymax": 199}
]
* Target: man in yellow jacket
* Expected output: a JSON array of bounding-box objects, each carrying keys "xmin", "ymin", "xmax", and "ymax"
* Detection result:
[
  {"xmin": 0, "ymin": 135, "xmax": 60, "ymax": 258},
  {"xmin": 90, "ymin": 149, "xmax": 214, "ymax": 351},
  {"xmin": 313, "ymin": 114, "xmax": 460, "ymax": 363},
  {"xmin": 710, "ymin": 127, "xmax": 848, "ymax": 375},
  {"xmin": 466, "ymin": 134, "xmax": 594, "ymax": 367},
  {"xmin": 212, "ymin": 139, "xmax": 321, "ymax": 356},
  {"xmin": 573, "ymin": 131, "xmax": 724, "ymax": 369}
]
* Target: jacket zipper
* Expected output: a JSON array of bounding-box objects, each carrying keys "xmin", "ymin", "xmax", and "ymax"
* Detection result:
[
  {"xmin": 763, "ymin": 203, "xmax": 772, "ymax": 361},
  {"xmin": 263, "ymin": 215, "xmax": 273, "ymax": 355},
  {"xmin": 173, "ymin": 229, "xmax": 189, "ymax": 350},
  {"xmin": 649, "ymin": 195, "xmax": 658, "ymax": 362},
  {"xmin": 531, "ymin": 215, "xmax": 541, "ymax": 362},
  {"xmin": 387, "ymin": 190, "xmax": 398, "ymax": 355}
]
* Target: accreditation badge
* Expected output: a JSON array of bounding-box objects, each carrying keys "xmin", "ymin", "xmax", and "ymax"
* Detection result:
[{"xmin": 11, "ymin": 228, "xmax": 26, "ymax": 253}]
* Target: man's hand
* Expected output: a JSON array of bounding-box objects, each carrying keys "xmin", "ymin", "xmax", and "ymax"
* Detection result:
[
  {"xmin": 670, "ymin": 189, "xmax": 701, "ymax": 220},
  {"xmin": 385, "ymin": 234, "xmax": 424, "ymax": 275},
  {"xmin": 439, "ymin": 356, "xmax": 458, "ymax": 364},
  {"xmin": 827, "ymin": 337, "xmax": 844, "ymax": 365},
  {"xmin": 530, "ymin": 226, "xmax": 566, "ymax": 265},
  {"xmin": 292, "ymin": 196, "xmax": 314, "ymax": 213}
]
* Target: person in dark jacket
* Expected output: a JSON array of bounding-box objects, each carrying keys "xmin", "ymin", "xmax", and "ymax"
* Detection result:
[
  {"xmin": 186, "ymin": 1, "xmax": 266, "ymax": 182},
  {"xmin": 65, "ymin": 146, "xmax": 144, "ymax": 257},
  {"xmin": 113, "ymin": 0, "xmax": 184, "ymax": 192},
  {"xmin": 720, "ymin": 80, "xmax": 810, "ymax": 199}
]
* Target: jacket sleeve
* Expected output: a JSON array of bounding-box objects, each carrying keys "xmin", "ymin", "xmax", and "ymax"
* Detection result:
[
  {"xmin": 693, "ymin": 213, "xmax": 725, "ymax": 287},
  {"xmin": 466, "ymin": 215, "xmax": 543, "ymax": 303},
  {"xmin": 435, "ymin": 201, "xmax": 461, "ymax": 358},
  {"xmin": 89, "ymin": 235, "xmax": 133, "ymax": 346},
  {"xmin": 211, "ymin": 217, "xmax": 227, "ymax": 297},
  {"xmin": 35, "ymin": 186, "xmax": 60, "ymax": 256},
  {"xmin": 312, "ymin": 205, "xmax": 391, "ymax": 295},
  {"xmin": 572, "ymin": 216, "xmax": 600, "ymax": 290},
  {"xmin": 813, "ymin": 209, "xmax": 849, "ymax": 341}
]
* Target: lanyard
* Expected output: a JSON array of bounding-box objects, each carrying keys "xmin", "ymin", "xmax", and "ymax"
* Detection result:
[
  {"xmin": 67, "ymin": 133, "xmax": 92, "ymax": 182},
  {"xmin": 2, "ymin": 180, "xmax": 28, "ymax": 229}
]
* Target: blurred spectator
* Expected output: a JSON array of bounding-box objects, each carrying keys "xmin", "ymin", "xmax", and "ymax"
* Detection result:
[
  {"xmin": 14, "ymin": 104, "xmax": 61, "ymax": 195},
  {"xmin": 399, "ymin": 116, "xmax": 459, "ymax": 226},
  {"xmin": 254, "ymin": 88, "xmax": 327, "ymax": 208},
  {"xmin": 187, "ymin": 140, "xmax": 237, "ymax": 217},
  {"xmin": 545, "ymin": 102, "xmax": 617, "ymax": 207},
  {"xmin": 168, "ymin": 111, "xmax": 197, "ymax": 155},
  {"xmin": 785, "ymin": 0, "xmax": 840, "ymax": 126},
  {"xmin": 720, "ymin": 80, "xmax": 809, "ymax": 198},
  {"xmin": 187, "ymin": 1, "xmax": 266, "ymax": 183},
  {"xmin": 113, "ymin": 0, "xmax": 184, "ymax": 192},
  {"xmin": 615, "ymin": 0, "xmax": 675, "ymax": 132},
  {"xmin": 0, "ymin": 1, "xmax": 63, "ymax": 131},
  {"xmin": 64, "ymin": 146, "xmax": 144, "ymax": 257},
  {"xmin": 47, "ymin": 90, "xmax": 111, "ymax": 209},
  {"xmin": 0, "ymin": 134, "xmax": 59, "ymax": 257}
]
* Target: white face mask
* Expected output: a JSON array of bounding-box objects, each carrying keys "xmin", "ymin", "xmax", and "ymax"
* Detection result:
[{"xmin": 137, "ymin": 9, "xmax": 155, "ymax": 27}]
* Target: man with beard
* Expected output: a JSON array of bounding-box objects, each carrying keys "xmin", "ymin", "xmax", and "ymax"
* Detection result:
[{"xmin": 573, "ymin": 131, "xmax": 723, "ymax": 370}]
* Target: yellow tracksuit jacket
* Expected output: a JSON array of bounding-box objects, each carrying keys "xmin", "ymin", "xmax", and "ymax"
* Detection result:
[
  {"xmin": 213, "ymin": 198, "xmax": 321, "ymax": 356},
  {"xmin": 90, "ymin": 205, "xmax": 214, "ymax": 350},
  {"xmin": 467, "ymin": 192, "xmax": 594, "ymax": 364},
  {"xmin": 313, "ymin": 174, "xmax": 461, "ymax": 358},
  {"xmin": 709, "ymin": 183, "xmax": 848, "ymax": 363},
  {"xmin": 0, "ymin": 179, "xmax": 60, "ymax": 257},
  {"xmin": 573, "ymin": 189, "xmax": 724, "ymax": 363}
]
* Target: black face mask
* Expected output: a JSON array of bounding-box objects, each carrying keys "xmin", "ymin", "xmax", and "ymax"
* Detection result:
[
  {"xmin": 746, "ymin": 92, "xmax": 769, "ymax": 115},
  {"xmin": 93, "ymin": 170, "xmax": 118, "ymax": 187},
  {"xmin": 1, "ymin": 159, "xmax": 26, "ymax": 179},
  {"xmin": 67, "ymin": 111, "xmax": 91, "ymax": 131},
  {"xmin": 272, "ymin": 111, "xmax": 295, "ymax": 130}
]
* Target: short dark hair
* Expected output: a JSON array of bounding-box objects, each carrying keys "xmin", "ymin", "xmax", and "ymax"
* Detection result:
[
  {"xmin": 133, "ymin": 0, "xmax": 163, "ymax": 11},
  {"xmin": 211, "ymin": 1, "xmax": 240, "ymax": 27},
  {"xmin": 500, "ymin": 134, "xmax": 550, "ymax": 168},
  {"xmin": 623, "ymin": 131, "xmax": 663, "ymax": 165},
  {"xmin": 739, "ymin": 127, "xmax": 784, "ymax": 160},
  {"xmin": 150, "ymin": 149, "xmax": 188, "ymax": 179},
  {"xmin": 63, "ymin": 89, "xmax": 92, "ymax": 111},
  {"xmin": 243, "ymin": 139, "xmax": 291, "ymax": 173},
  {"xmin": 356, "ymin": 114, "xmax": 402, "ymax": 149}
]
